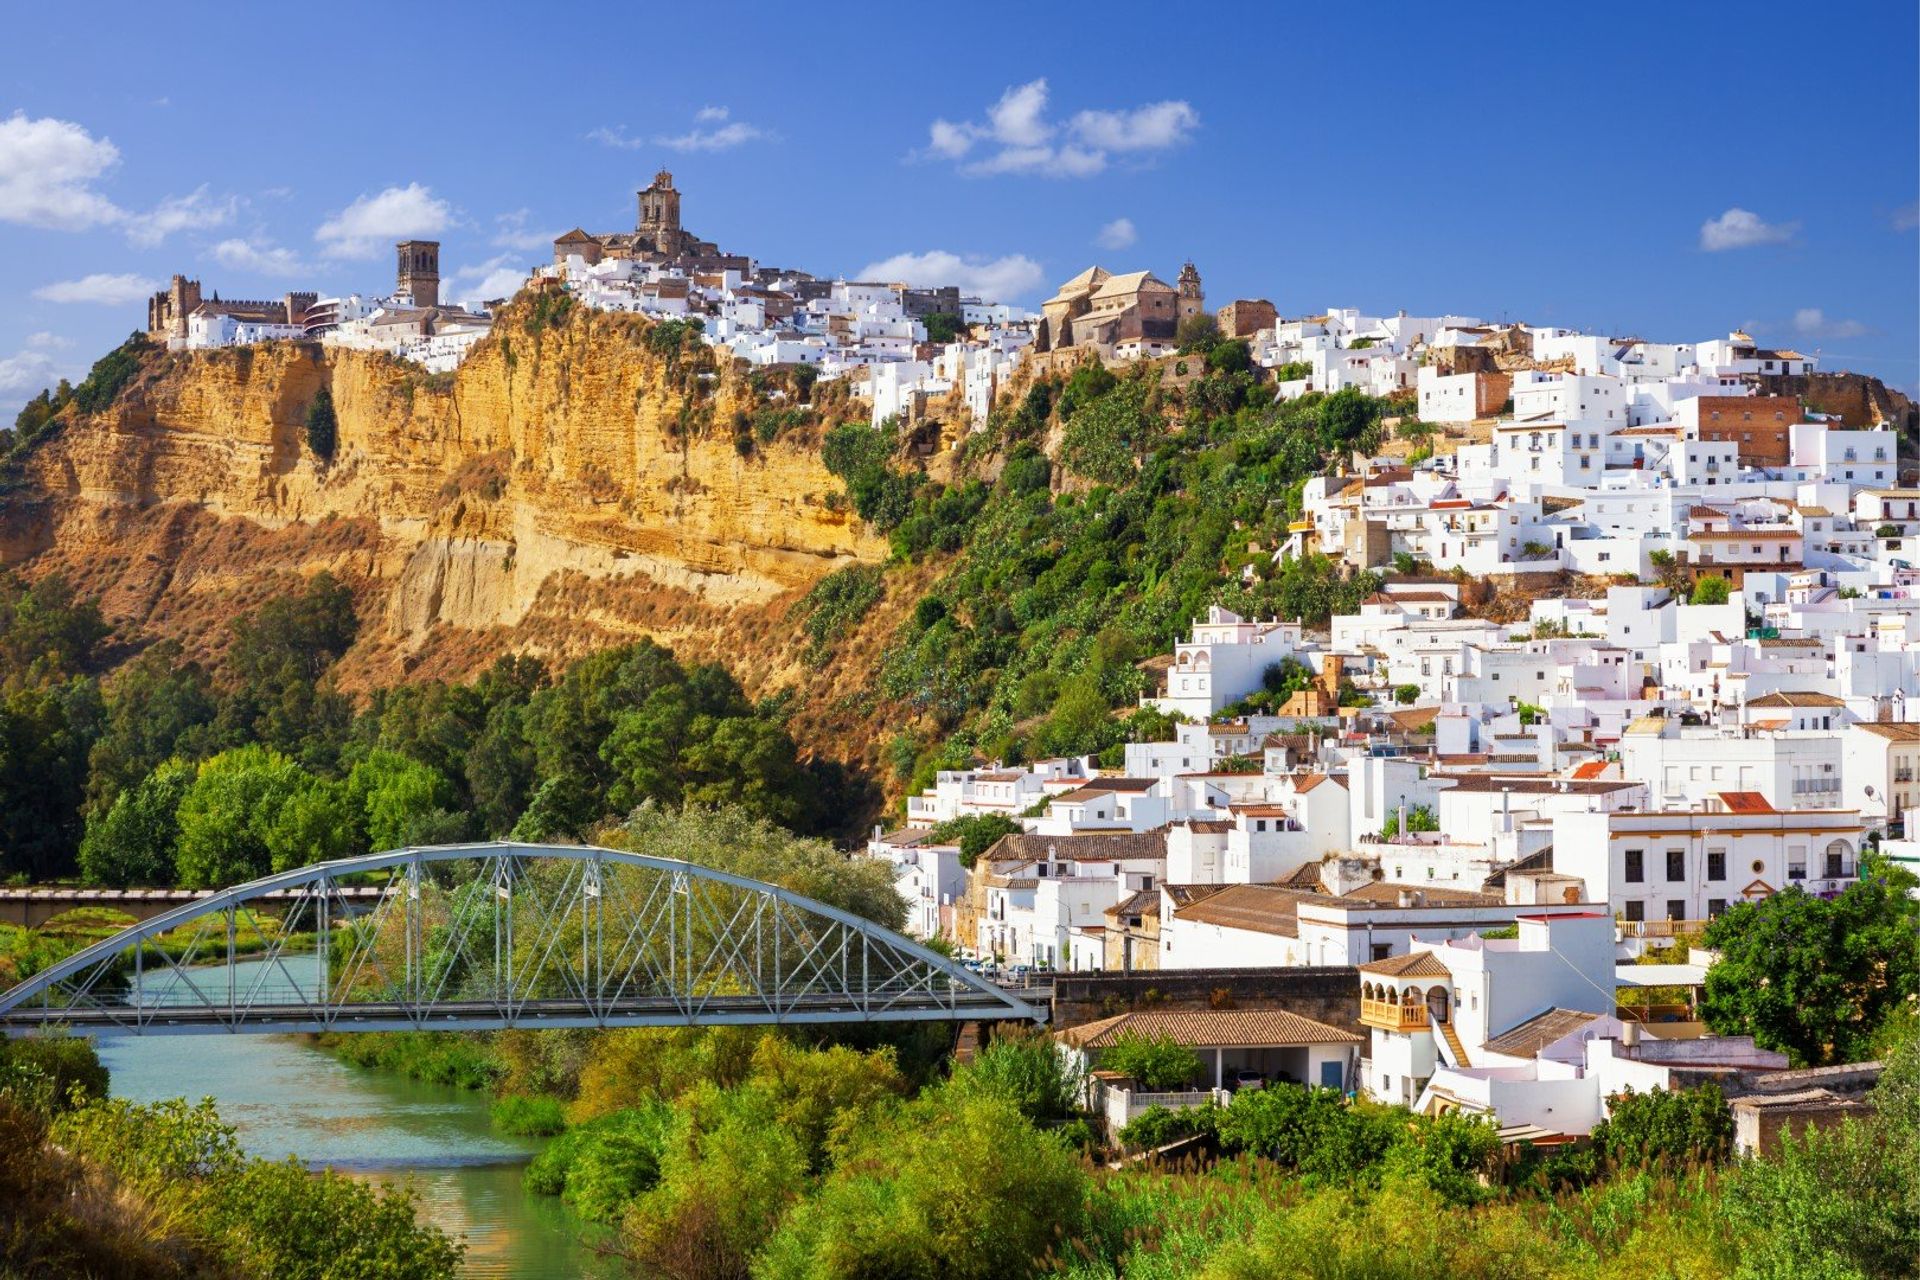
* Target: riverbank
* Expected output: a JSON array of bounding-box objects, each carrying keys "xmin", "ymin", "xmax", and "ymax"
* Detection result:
[{"xmin": 99, "ymin": 1031, "xmax": 622, "ymax": 1279}]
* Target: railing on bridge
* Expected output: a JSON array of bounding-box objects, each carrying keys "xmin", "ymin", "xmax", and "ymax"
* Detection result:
[{"xmin": 0, "ymin": 843, "xmax": 1044, "ymax": 1037}]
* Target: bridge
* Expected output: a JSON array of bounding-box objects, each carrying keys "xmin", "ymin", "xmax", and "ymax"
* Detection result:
[{"xmin": 0, "ymin": 843, "xmax": 1044, "ymax": 1037}]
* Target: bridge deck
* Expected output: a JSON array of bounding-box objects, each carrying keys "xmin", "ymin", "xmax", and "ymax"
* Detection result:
[{"xmin": 2, "ymin": 990, "xmax": 1039, "ymax": 1037}]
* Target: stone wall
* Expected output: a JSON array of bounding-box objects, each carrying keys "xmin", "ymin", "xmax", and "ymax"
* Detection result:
[{"xmin": 1052, "ymin": 965, "xmax": 1362, "ymax": 1033}]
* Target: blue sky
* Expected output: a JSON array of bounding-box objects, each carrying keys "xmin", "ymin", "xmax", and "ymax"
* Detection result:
[{"xmin": 1, "ymin": 1, "xmax": 1915, "ymax": 419}]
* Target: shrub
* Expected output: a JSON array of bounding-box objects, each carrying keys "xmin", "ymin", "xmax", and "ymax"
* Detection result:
[
  {"xmin": 1119, "ymin": 1101, "xmax": 1220, "ymax": 1151},
  {"xmin": 1592, "ymin": 1084, "xmax": 1734, "ymax": 1170},
  {"xmin": 947, "ymin": 1028, "xmax": 1083, "ymax": 1122},
  {"xmin": 305, "ymin": 388, "xmax": 338, "ymax": 462},
  {"xmin": 524, "ymin": 1102, "xmax": 675, "ymax": 1220},
  {"xmin": 927, "ymin": 813, "xmax": 1021, "ymax": 868},
  {"xmin": 1689, "ymin": 576, "xmax": 1731, "ymax": 606},
  {"xmin": 1101, "ymin": 1032, "xmax": 1202, "ymax": 1090},
  {"xmin": 491, "ymin": 1093, "xmax": 567, "ymax": 1137}
]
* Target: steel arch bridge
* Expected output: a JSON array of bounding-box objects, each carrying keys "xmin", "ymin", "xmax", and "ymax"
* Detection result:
[{"xmin": 0, "ymin": 843, "xmax": 1043, "ymax": 1037}]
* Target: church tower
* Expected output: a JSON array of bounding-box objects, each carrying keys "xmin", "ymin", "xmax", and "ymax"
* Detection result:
[
  {"xmin": 637, "ymin": 169, "xmax": 683, "ymax": 253},
  {"xmin": 1176, "ymin": 261, "xmax": 1205, "ymax": 323},
  {"xmin": 396, "ymin": 240, "xmax": 440, "ymax": 309}
]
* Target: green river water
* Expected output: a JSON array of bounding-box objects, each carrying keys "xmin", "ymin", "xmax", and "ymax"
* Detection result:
[{"xmin": 99, "ymin": 955, "xmax": 624, "ymax": 1278}]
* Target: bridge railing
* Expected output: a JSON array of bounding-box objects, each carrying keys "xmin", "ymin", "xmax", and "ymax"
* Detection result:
[{"xmin": 0, "ymin": 843, "xmax": 1044, "ymax": 1036}]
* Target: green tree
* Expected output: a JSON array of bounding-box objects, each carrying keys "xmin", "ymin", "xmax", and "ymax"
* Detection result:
[
  {"xmin": 1100, "ymin": 1031, "xmax": 1202, "ymax": 1090},
  {"xmin": 921, "ymin": 313, "xmax": 964, "ymax": 345},
  {"xmin": 304, "ymin": 387, "xmax": 338, "ymax": 462},
  {"xmin": 347, "ymin": 750, "xmax": 464, "ymax": 851},
  {"xmin": 945, "ymin": 1028, "xmax": 1083, "ymax": 1123},
  {"xmin": 1700, "ymin": 855, "xmax": 1920, "ymax": 1064},
  {"xmin": 84, "ymin": 641, "xmax": 219, "ymax": 818},
  {"xmin": 78, "ymin": 759, "xmax": 195, "ymax": 886},
  {"xmin": 1037, "ymin": 673, "xmax": 1118, "ymax": 758},
  {"xmin": 0, "ymin": 677, "xmax": 105, "ymax": 880},
  {"xmin": 1176, "ymin": 312, "xmax": 1221, "ymax": 354},
  {"xmin": 757, "ymin": 1090, "xmax": 1088, "ymax": 1280},
  {"xmin": 1689, "ymin": 576, "xmax": 1731, "ymax": 606},
  {"xmin": 173, "ymin": 746, "xmax": 326, "ymax": 886},
  {"xmin": 1381, "ymin": 805, "xmax": 1440, "ymax": 839},
  {"xmin": 216, "ymin": 573, "xmax": 359, "ymax": 767},
  {"xmin": 1394, "ymin": 683, "xmax": 1422, "ymax": 705},
  {"xmin": 1591, "ymin": 1084, "xmax": 1735, "ymax": 1169},
  {"xmin": 927, "ymin": 813, "xmax": 1021, "ymax": 868}
]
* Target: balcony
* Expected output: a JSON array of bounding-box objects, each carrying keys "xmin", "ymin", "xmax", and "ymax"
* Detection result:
[{"xmin": 1360, "ymin": 998, "xmax": 1430, "ymax": 1031}]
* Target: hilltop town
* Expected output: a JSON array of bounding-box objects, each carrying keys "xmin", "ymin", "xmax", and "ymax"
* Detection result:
[{"xmin": 13, "ymin": 157, "xmax": 1920, "ymax": 1180}]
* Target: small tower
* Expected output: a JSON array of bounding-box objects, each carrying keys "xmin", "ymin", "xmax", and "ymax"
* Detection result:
[
  {"xmin": 1176, "ymin": 261, "xmax": 1205, "ymax": 324},
  {"xmin": 637, "ymin": 169, "xmax": 683, "ymax": 252},
  {"xmin": 396, "ymin": 240, "xmax": 440, "ymax": 309}
]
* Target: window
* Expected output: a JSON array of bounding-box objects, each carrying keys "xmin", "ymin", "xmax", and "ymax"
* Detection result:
[
  {"xmin": 1708, "ymin": 898, "xmax": 1727, "ymax": 917},
  {"xmin": 1666, "ymin": 900, "xmax": 1687, "ymax": 921},
  {"xmin": 1623, "ymin": 900, "xmax": 1645, "ymax": 922},
  {"xmin": 1666, "ymin": 849, "xmax": 1685, "ymax": 881},
  {"xmin": 1624, "ymin": 849, "xmax": 1644, "ymax": 882},
  {"xmin": 1707, "ymin": 850, "xmax": 1726, "ymax": 881},
  {"xmin": 1371, "ymin": 942, "xmax": 1392, "ymax": 961}
]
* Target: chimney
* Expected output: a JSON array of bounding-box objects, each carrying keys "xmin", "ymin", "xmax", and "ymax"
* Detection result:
[{"xmin": 1397, "ymin": 889, "xmax": 1415, "ymax": 908}]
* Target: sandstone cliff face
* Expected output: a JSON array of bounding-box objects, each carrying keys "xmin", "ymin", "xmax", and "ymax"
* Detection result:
[{"xmin": 0, "ymin": 310, "xmax": 886, "ymax": 696}]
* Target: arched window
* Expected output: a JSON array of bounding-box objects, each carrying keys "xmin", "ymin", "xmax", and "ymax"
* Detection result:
[{"xmin": 1824, "ymin": 839, "xmax": 1853, "ymax": 879}]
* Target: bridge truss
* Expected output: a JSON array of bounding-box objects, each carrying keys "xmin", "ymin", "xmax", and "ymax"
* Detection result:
[{"xmin": 0, "ymin": 843, "xmax": 1042, "ymax": 1036}]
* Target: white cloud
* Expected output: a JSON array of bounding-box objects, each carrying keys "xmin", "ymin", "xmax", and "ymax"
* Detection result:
[
  {"xmin": 32, "ymin": 272, "xmax": 161, "ymax": 305},
  {"xmin": 0, "ymin": 335, "xmax": 73, "ymax": 401},
  {"xmin": 658, "ymin": 120, "xmax": 767, "ymax": 152},
  {"xmin": 920, "ymin": 79, "xmax": 1199, "ymax": 179},
  {"xmin": 1895, "ymin": 201, "xmax": 1919, "ymax": 233},
  {"xmin": 986, "ymin": 81, "xmax": 1053, "ymax": 148},
  {"xmin": 127, "ymin": 185, "xmax": 237, "ymax": 247},
  {"xmin": 0, "ymin": 112, "xmax": 126, "ymax": 229},
  {"xmin": 857, "ymin": 250, "xmax": 1044, "ymax": 303},
  {"xmin": 491, "ymin": 209, "xmax": 559, "ymax": 251},
  {"xmin": 586, "ymin": 125, "xmax": 645, "ymax": 150},
  {"xmin": 1699, "ymin": 207, "xmax": 1798, "ymax": 251},
  {"xmin": 446, "ymin": 253, "xmax": 531, "ymax": 305},
  {"xmin": 1792, "ymin": 308, "xmax": 1868, "ymax": 340},
  {"xmin": 1069, "ymin": 101, "xmax": 1199, "ymax": 152},
  {"xmin": 1095, "ymin": 217, "xmax": 1137, "ymax": 250},
  {"xmin": 590, "ymin": 107, "xmax": 773, "ymax": 154},
  {"xmin": 211, "ymin": 237, "xmax": 309, "ymax": 277},
  {"xmin": 314, "ymin": 183, "xmax": 452, "ymax": 259}
]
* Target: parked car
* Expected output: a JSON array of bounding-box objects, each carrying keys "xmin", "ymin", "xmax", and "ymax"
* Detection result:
[
  {"xmin": 1231, "ymin": 1070, "xmax": 1266, "ymax": 1091},
  {"xmin": 1007, "ymin": 964, "xmax": 1032, "ymax": 983}
]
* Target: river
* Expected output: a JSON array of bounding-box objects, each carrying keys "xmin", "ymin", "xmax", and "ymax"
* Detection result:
[{"xmin": 99, "ymin": 954, "xmax": 624, "ymax": 1278}]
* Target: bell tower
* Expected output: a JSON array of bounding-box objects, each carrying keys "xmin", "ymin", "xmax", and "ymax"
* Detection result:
[
  {"xmin": 637, "ymin": 169, "xmax": 683, "ymax": 252},
  {"xmin": 396, "ymin": 240, "xmax": 440, "ymax": 309},
  {"xmin": 1177, "ymin": 261, "xmax": 1205, "ymax": 323}
]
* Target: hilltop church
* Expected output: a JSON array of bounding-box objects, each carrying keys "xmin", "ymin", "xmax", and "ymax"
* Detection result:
[{"xmin": 553, "ymin": 170, "xmax": 749, "ymax": 273}]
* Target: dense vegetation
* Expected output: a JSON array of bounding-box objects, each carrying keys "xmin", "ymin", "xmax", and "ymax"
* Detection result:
[
  {"xmin": 1700, "ymin": 853, "xmax": 1920, "ymax": 1065},
  {"xmin": 0, "ymin": 569, "xmax": 863, "ymax": 896},
  {"xmin": 0, "ymin": 1036, "xmax": 458, "ymax": 1279},
  {"xmin": 310, "ymin": 993, "xmax": 1920, "ymax": 1280},
  {"xmin": 810, "ymin": 348, "xmax": 1393, "ymax": 796}
]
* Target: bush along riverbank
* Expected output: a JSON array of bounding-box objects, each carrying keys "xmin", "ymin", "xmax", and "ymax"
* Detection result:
[
  {"xmin": 309, "ymin": 1011, "xmax": 1920, "ymax": 1280},
  {"xmin": 0, "ymin": 1035, "xmax": 461, "ymax": 1280}
]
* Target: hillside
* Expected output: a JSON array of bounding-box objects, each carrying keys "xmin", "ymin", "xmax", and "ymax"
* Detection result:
[
  {"xmin": 6, "ymin": 307, "xmax": 1912, "ymax": 821},
  {"xmin": 0, "ymin": 300, "xmax": 895, "ymax": 713}
]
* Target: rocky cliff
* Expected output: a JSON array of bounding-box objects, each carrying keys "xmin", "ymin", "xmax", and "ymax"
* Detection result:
[{"xmin": 0, "ymin": 307, "xmax": 890, "ymax": 710}]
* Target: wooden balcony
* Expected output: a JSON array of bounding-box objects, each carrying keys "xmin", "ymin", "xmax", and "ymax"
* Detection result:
[{"xmin": 1360, "ymin": 998, "xmax": 1430, "ymax": 1032}]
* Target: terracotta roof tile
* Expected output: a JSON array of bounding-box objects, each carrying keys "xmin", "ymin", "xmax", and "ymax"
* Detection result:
[{"xmin": 1057, "ymin": 1008, "xmax": 1361, "ymax": 1050}]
